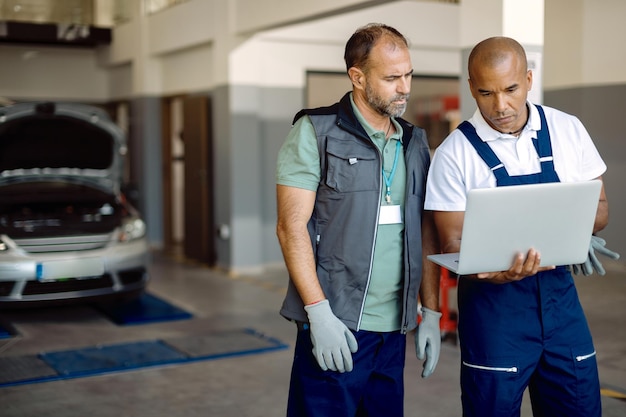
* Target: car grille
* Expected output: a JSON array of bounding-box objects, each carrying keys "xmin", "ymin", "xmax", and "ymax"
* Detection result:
[
  {"xmin": 11, "ymin": 234, "xmax": 111, "ymax": 253},
  {"xmin": 23, "ymin": 274, "xmax": 115, "ymax": 295},
  {"xmin": 0, "ymin": 267, "xmax": 147, "ymax": 299},
  {"xmin": 118, "ymin": 267, "xmax": 147, "ymax": 285},
  {"xmin": 0, "ymin": 281, "xmax": 13, "ymax": 296}
]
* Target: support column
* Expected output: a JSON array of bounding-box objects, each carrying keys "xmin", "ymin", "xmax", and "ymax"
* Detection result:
[
  {"xmin": 459, "ymin": 0, "xmax": 545, "ymax": 120},
  {"xmin": 212, "ymin": 0, "xmax": 266, "ymax": 273},
  {"xmin": 126, "ymin": 1, "xmax": 164, "ymax": 248}
]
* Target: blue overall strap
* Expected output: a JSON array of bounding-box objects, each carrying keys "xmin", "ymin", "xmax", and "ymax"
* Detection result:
[
  {"xmin": 458, "ymin": 107, "xmax": 560, "ymax": 186},
  {"xmin": 532, "ymin": 105, "xmax": 560, "ymax": 183},
  {"xmin": 457, "ymin": 121, "xmax": 510, "ymax": 184}
]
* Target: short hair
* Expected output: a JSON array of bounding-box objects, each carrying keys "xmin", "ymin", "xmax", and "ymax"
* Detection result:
[
  {"xmin": 468, "ymin": 36, "xmax": 528, "ymax": 79},
  {"xmin": 344, "ymin": 23, "xmax": 408, "ymax": 72}
]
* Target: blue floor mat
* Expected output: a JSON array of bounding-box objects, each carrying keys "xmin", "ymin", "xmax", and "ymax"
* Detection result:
[
  {"xmin": 0, "ymin": 325, "xmax": 11, "ymax": 339},
  {"xmin": 0, "ymin": 320, "xmax": 15, "ymax": 339},
  {"xmin": 0, "ymin": 329, "xmax": 288, "ymax": 387},
  {"xmin": 95, "ymin": 292, "xmax": 193, "ymax": 325},
  {"xmin": 0, "ymin": 327, "xmax": 12, "ymax": 339},
  {"xmin": 41, "ymin": 340, "xmax": 188, "ymax": 377}
]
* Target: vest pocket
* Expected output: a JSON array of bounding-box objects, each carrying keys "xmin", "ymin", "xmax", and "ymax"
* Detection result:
[{"xmin": 324, "ymin": 138, "xmax": 378, "ymax": 192}]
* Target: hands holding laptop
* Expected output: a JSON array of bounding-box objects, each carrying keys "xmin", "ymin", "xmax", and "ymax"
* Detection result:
[
  {"xmin": 475, "ymin": 248, "xmax": 556, "ymax": 284},
  {"xmin": 428, "ymin": 182, "xmax": 602, "ymax": 277},
  {"xmin": 461, "ymin": 235, "xmax": 620, "ymax": 284}
]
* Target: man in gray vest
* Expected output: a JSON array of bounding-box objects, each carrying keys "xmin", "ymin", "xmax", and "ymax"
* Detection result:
[{"xmin": 276, "ymin": 23, "xmax": 441, "ymax": 417}]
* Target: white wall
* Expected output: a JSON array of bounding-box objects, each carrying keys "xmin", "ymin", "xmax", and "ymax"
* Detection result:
[
  {"xmin": 459, "ymin": 0, "xmax": 543, "ymax": 48},
  {"xmin": 108, "ymin": 63, "xmax": 133, "ymax": 100},
  {"xmin": 148, "ymin": 0, "xmax": 215, "ymax": 55},
  {"xmin": 234, "ymin": 0, "xmax": 397, "ymax": 33},
  {"xmin": 544, "ymin": 0, "xmax": 626, "ymax": 89},
  {"xmin": 1, "ymin": 0, "xmax": 463, "ymax": 102},
  {"xmin": 581, "ymin": 0, "xmax": 626, "ymax": 85},
  {"xmin": 161, "ymin": 45, "xmax": 215, "ymax": 94},
  {"xmin": 0, "ymin": 44, "xmax": 109, "ymax": 101},
  {"xmin": 231, "ymin": 1, "xmax": 461, "ymax": 89},
  {"xmin": 502, "ymin": 0, "xmax": 543, "ymax": 45}
]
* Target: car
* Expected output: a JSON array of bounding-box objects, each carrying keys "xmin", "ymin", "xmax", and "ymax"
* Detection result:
[{"xmin": 0, "ymin": 101, "xmax": 149, "ymax": 308}]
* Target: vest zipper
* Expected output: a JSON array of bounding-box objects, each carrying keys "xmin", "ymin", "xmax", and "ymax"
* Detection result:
[{"xmin": 355, "ymin": 143, "xmax": 383, "ymax": 332}]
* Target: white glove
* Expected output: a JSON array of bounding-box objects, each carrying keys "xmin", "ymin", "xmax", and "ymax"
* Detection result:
[
  {"xmin": 304, "ymin": 299, "xmax": 358, "ymax": 373},
  {"xmin": 416, "ymin": 307, "xmax": 442, "ymax": 378},
  {"xmin": 569, "ymin": 236, "xmax": 620, "ymax": 276}
]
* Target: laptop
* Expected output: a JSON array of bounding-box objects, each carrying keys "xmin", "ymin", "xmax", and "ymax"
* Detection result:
[{"xmin": 427, "ymin": 180, "xmax": 602, "ymax": 275}]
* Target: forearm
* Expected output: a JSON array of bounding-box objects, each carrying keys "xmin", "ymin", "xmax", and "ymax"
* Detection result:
[
  {"xmin": 276, "ymin": 185, "xmax": 324, "ymax": 305},
  {"xmin": 593, "ymin": 199, "xmax": 608, "ymax": 234},
  {"xmin": 277, "ymin": 224, "xmax": 325, "ymax": 305},
  {"xmin": 419, "ymin": 210, "xmax": 440, "ymax": 311},
  {"xmin": 593, "ymin": 177, "xmax": 609, "ymax": 234}
]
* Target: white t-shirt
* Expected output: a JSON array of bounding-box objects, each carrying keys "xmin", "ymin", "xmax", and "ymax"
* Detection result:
[{"xmin": 425, "ymin": 102, "xmax": 607, "ymax": 211}]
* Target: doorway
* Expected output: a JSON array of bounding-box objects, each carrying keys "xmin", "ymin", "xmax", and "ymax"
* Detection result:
[{"xmin": 161, "ymin": 95, "xmax": 216, "ymax": 265}]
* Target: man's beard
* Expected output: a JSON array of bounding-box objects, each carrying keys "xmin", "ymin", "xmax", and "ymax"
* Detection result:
[{"xmin": 366, "ymin": 85, "xmax": 409, "ymax": 118}]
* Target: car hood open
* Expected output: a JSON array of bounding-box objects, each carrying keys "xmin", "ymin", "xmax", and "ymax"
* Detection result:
[{"xmin": 0, "ymin": 102, "xmax": 125, "ymax": 192}]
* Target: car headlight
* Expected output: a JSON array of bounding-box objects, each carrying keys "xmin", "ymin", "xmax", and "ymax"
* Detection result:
[{"xmin": 118, "ymin": 217, "xmax": 146, "ymax": 242}]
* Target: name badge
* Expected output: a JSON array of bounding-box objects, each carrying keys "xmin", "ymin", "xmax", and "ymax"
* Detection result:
[{"xmin": 379, "ymin": 204, "xmax": 403, "ymax": 225}]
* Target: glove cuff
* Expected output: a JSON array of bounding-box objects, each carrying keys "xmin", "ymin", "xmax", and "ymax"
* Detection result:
[
  {"xmin": 421, "ymin": 307, "xmax": 442, "ymax": 319},
  {"xmin": 304, "ymin": 299, "xmax": 331, "ymax": 320}
]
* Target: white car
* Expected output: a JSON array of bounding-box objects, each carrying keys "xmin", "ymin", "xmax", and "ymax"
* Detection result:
[{"xmin": 0, "ymin": 101, "xmax": 149, "ymax": 307}]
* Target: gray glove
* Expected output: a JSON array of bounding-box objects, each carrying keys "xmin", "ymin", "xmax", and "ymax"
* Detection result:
[
  {"xmin": 304, "ymin": 299, "xmax": 358, "ymax": 373},
  {"xmin": 416, "ymin": 307, "xmax": 442, "ymax": 378},
  {"xmin": 569, "ymin": 236, "xmax": 620, "ymax": 276}
]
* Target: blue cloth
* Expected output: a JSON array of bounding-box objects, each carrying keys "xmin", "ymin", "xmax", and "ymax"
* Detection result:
[
  {"xmin": 457, "ymin": 105, "xmax": 559, "ymax": 186},
  {"xmin": 287, "ymin": 327, "xmax": 406, "ymax": 417},
  {"xmin": 456, "ymin": 105, "xmax": 601, "ymax": 417}
]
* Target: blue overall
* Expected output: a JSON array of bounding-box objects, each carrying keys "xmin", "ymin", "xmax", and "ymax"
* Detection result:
[{"xmin": 456, "ymin": 105, "xmax": 601, "ymax": 417}]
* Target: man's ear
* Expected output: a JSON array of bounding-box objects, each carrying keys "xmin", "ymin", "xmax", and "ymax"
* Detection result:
[
  {"xmin": 526, "ymin": 69, "xmax": 533, "ymax": 92},
  {"xmin": 467, "ymin": 77, "xmax": 477, "ymax": 100},
  {"xmin": 348, "ymin": 67, "xmax": 365, "ymax": 91}
]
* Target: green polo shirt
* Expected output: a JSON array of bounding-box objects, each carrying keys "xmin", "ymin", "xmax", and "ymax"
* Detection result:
[{"xmin": 276, "ymin": 94, "xmax": 405, "ymax": 332}]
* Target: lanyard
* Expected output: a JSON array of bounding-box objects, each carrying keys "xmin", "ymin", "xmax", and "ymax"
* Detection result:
[{"xmin": 382, "ymin": 140, "xmax": 401, "ymax": 204}]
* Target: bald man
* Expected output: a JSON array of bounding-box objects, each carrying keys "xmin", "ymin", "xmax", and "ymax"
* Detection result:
[{"xmin": 424, "ymin": 36, "xmax": 611, "ymax": 417}]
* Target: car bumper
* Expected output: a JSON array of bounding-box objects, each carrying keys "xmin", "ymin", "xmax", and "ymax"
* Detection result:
[{"xmin": 0, "ymin": 237, "xmax": 150, "ymax": 306}]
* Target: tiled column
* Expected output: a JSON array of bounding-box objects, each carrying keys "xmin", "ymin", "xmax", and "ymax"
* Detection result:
[{"xmin": 459, "ymin": 0, "xmax": 545, "ymax": 119}]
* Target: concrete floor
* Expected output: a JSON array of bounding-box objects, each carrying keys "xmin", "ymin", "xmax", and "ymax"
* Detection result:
[{"xmin": 0, "ymin": 251, "xmax": 625, "ymax": 417}]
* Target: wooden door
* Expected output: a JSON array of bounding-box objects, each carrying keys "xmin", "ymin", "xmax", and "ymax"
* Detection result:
[{"xmin": 182, "ymin": 95, "xmax": 215, "ymax": 265}]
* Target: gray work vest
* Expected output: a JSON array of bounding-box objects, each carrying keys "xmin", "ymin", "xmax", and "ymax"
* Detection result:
[{"xmin": 279, "ymin": 92, "xmax": 430, "ymax": 333}]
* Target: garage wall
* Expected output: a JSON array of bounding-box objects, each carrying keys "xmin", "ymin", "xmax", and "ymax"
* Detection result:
[
  {"xmin": 0, "ymin": 44, "xmax": 109, "ymax": 101},
  {"xmin": 543, "ymin": 0, "xmax": 626, "ymax": 269},
  {"xmin": 544, "ymin": 86, "xmax": 626, "ymax": 264}
]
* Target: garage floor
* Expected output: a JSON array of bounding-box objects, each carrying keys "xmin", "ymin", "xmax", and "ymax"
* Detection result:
[{"xmin": 0, "ymin": 251, "xmax": 624, "ymax": 417}]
